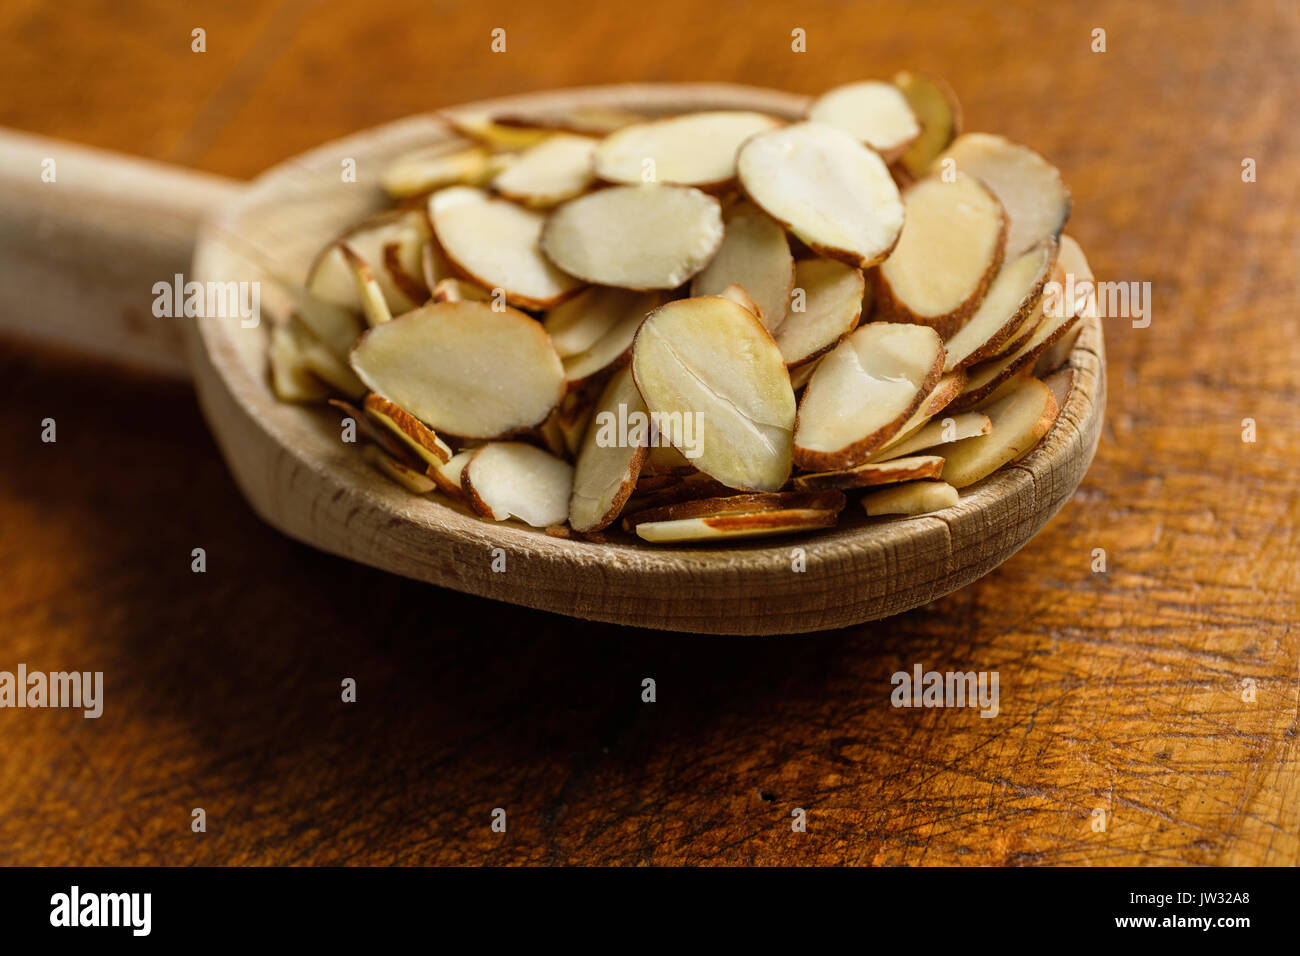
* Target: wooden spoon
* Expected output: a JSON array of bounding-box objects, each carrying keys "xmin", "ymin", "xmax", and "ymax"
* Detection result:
[{"xmin": 0, "ymin": 83, "xmax": 1105, "ymax": 635}]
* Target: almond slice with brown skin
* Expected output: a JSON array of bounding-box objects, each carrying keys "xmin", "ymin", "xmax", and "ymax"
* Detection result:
[
  {"xmin": 942, "ymin": 238, "xmax": 1057, "ymax": 372},
  {"xmin": 362, "ymin": 444, "xmax": 437, "ymax": 494},
  {"xmin": 790, "ymin": 455, "xmax": 945, "ymax": 492},
  {"xmin": 868, "ymin": 412, "xmax": 991, "ymax": 462},
  {"xmin": 544, "ymin": 286, "xmax": 648, "ymax": 358},
  {"xmin": 793, "ymin": 322, "xmax": 944, "ymax": 470},
  {"xmin": 773, "ymin": 258, "xmax": 865, "ymax": 367},
  {"xmin": 349, "ymin": 301, "xmax": 564, "ymax": 439},
  {"xmin": 440, "ymin": 111, "xmax": 552, "ymax": 151},
  {"xmin": 293, "ymin": 318, "xmax": 367, "ymax": 398},
  {"xmin": 689, "ymin": 200, "xmax": 794, "ymax": 330},
  {"xmin": 631, "ymin": 499, "xmax": 844, "ymax": 543},
  {"xmin": 874, "ymin": 174, "xmax": 1006, "ymax": 338},
  {"xmin": 339, "ymin": 244, "xmax": 393, "ymax": 327},
  {"xmin": 363, "ymin": 393, "xmax": 453, "ymax": 466},
  {"xmin": 271, "ymin": 280, "xmax": 364, "ymax": 362},
  {"xmin": 942, "ymin": 377, "xmax": 1059, "ymax": 487},
  {"xmin": 893, "ymin": 71, "xmax": 963, "ymax": 180},
  {"xmin": 427, "ymin": 448, "xmax": 477, "ymax": 502},
  {"xmin": 861, "ymin": 479, "xmax": 960, "ymax": 517},
  {"xmin": 632, "ymin": 296, "xmax": 796, "ymax": 492},
  {"xmin": 568, "ymin": 367, "xmax": 650, "ymax": 532},
  {"xmin": 328, "ymin": 398, "xmax": 421, "ymax": 466},
  {"xmin": 1042, "ymin": 367, "xmax": 1075, "ymax": 410},
  {"xmin": 1035, "ymin": 234, "xmax": 1095, "ymax": 373},
  {"xmin": 307, "ymin": 210, "xmax": 430, "ymax": 314},
  {"xmin": 738, "ymin": 122, "xmax": 904, "ymax": 268},
  {"xmin": 807, "ymin": 80, "xmax": 922, "ymax": 162},
  {"xmin": 623, "ymin": 490, "xmax": 845, "ymax": 529},
  {"xmin": 541, "ymin": 185, "xmax": 724, "ymax": 290},
  {"xmin": 935, "ymin": 133, "xmax": 1071, "ymax": 256},
  {"xmin": 492, "ymin": 105, "xmax": 649, "ymax": 137},
  {"xmin": 594, "ymin": 111, "xmax": 782, "ymax": 188},
  {"xmin": 268, "ymin": 322, "xmax": 330, "ymax": 403},
  {"xmin": 380, "ymin": 143, "xmax": 491, "ymax": 198},
  {"xmin": 461, "ymin": 441, "xmax": 574, "ymax": 527},
  {"xmin": 561, "ymin": 291, "xmax": 662, "ymax": 387},
  {"xmin": 491, "ymin": 134, "xmax": 597, "ymax": 208},
  {"xmin": 867, "ymin": 369, "xmax": 968, "ymax": 458},
  {"xmin": 429, "ymin": 186, "xmax": 583, "ymax": 309}
]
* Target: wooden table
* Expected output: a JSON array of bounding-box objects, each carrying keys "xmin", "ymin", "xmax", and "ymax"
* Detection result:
[{"xmin": 0, "ymin": 0, "xmax": 1296, "ymax": 865}]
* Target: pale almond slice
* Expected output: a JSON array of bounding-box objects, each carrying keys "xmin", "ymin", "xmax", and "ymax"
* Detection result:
[
  {"xmin": 861, "ymin": 480, "xmax": 960, "ymax": 517},
  {"xmin": 492, "ymin": 105, "xmax": 649, "ymax": 137},
  {"xmin": 491, "ymin": 134, "xmax": 597, "ymax": 208},
  {"xmin": 942, "ymin": 377, "xmax": 1059, "ymax": 488},
  {"xmin": 363, "ymin": 393, "xmax": 453, "ymax": 466},
  {"xmin": 641, "ymin": 443, "xmax": 693, "ymax": 476},
  {"xmin": 633, "ymin": 508, "xmax": 839, "ymax": 543},
  {"xmin": 363, "ymin": 444, "xmax": 436, "ymax": 494},
  {"xmin": 689, "ymin": 200, "xmax": 794, "ymax": 329},
  {"xmin": 1042, "ymin": 367, "xmax": 1075, "ymax": 410},
  {"xmin": 294, "ymin": 318, "xmax": 366, "ymax": 398},
  {"xmin": 1035, "ymin": 234, "xmax": 1095, "ymax": 372},
  {"xmin": 441, "ymin": 111, "xmax": 552, "ymax": 150},
  {"xmin": 349, "ymin": 301, "xmax": 564, "ymax": 439},
  {"xmin": 569, "ymin": 368, "xmax": 650, "ymax": 532},
  {"xmin": 718, "ymin": 284, "xmax": 760, "ymax": 315},
  {"xmin": 788, "ymin": 357, "xmax": 822, "ymax": 391},
  {"xmin": 339, "ymin": 244, "xmax": 393, "ymax": 327},
  {"xmin": 868, "ymin": 369, "xmax": 968, "ymax": 458},
  {"xmin": 541, "ymin": 185, "xmax": 724, "ymax": 289},
  {"xmin": 773, "ymin": 258, "xmax": 865, "ymax": 367},
  {"xmin": 268, "ymin": 322, "xmax": 329, "ymax": 402},
  {"xmin": 594, "ymin": 111, "xmax": 782, "ymax": 188},
  {"xmin": 429, "ymin": 186, "xmax": 582, "ymax": 309},
  {"xmin": 428, "ymin": 448, "xmax": 476, "ymax": 501},
  {"xmin": 431, "ymin": 277, "xmax": 492, "ymax": 304},
  {"xmin": 561, "ymin": 291, "xmax": 662, "ymax": 386},
  {"xmin": 307, "ymin": 210, "xmax": 430, "ymax": 314},
  {"xmin": 461, "ymin": 441, "xmax": 574, "ymax": 527},
  {"xmin": 874, "ymin": 174, "xmax": 1006, "ymax": 338},
  {"xmin": 793, "ymin": 322, "xmax": 944, "ymax": 470},
  {"xmin": 272, "ymin": 280, "xmax": 364, "ymax": 361},
  {"xmin": 421, "ymin": 240, "xmax": 452, "ymax": 294},
  {"xmin": 869, "ymin": 412, "xmax": 991, "ymax": 462},
  {"xmin": 544, "ymin": 286, "xmax": 645, "ymax": 358},
  {"xmin": 738, "ymin": 122, "xmax": 904, "ymax": 268},
  {"xmin": 935, "ymin": 132, "xmax": 1071, "ymax": 256},
  {"xmin": 807, "ymin": 81, "xmax": 922, "ymax": 162},
  {"xmin": 632, "ymin": 296, "xmax": 796, "ymax": 492},
  {"xmin": 381, "ymin": 241, "xmax": 429, "ymax": 306},
  {"xmin": 380, "ymin": 143, "xmax": 491, "ymax": 198},
  {"xmin": 942, "ymin": 238, "xmax": 1057, "ymax": 372},
  {"xmin": 623, "ymin": 490, "xmax": 845, "ymax": 528},
  {"xmin": 948, "ymin": 275, "xmax": 1084, "ymax": 411},
  {"xmin": 789, "ymin": 455, "xmax": 945, "ymax": 492},
  {"xmin": 893, "ymin": 71, "xmax": 963, "ymax": 180}
]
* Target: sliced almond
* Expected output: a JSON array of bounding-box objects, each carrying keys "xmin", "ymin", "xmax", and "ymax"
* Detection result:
[
  {"xmin": 381, "ymin": 241, "xmax": 429, "ymax": 306},
  {"xmin": 327, "ymin": 398, "xmax": 419, "ymax": 465},
  {"xmin": 738, "ymin": 122, "xmax": 904, "ymax": 269},
  {"xmin": 432, "ymin": 277, "xmax": 492, "ymax": 304},
  {"xmin": 569, "ymin": 368, "xmax": 650, "ymax": 531},
  {"xmin": 1042, "ymin": 367, "xmax": 1075, "ymax": 410},
  {"xmin": 1035, "ymin": 234, "xmax": 1095, "ymax": 373},
  {"xmin": 869, "ymin": 412, "xmax": 991, "ymax": 462},
  {"xmin": 544, "ymin": 286, "xmax": 646, "ymax": 358},
  {"xmin": 461, "ymin": 441, "xmax": 574, "ymax": 527},
  {"xmin": 868, "ymin": 370, "xmax": 968, "ymax": 457},
  {"xmin": 788, "ymin": 357, "xmax": 821, "ymax": 391},
  {"xmin": 623, "ymin": 490, "xmax": 845, "ymax": 528},
  {"xmin": 989, "ymin": 262, "xmax": 1059, "ymax": 360},
  {"xmin": 807, "ymin": 81, "xmax": 921, "ymax": 162},
  {"xmin": 339, "ymin": 244, "xmax": 394, "ymax": 327},
  {"xmin": 363, "ymin": 444, "xmax": 436, "ymax": 494},
  {"xmin": 861, "ymin": 480, "xmax": 960, "ymax": 517},
  {"xmin": 307, "ymin": 210, "xmax": 430, "ymax": 314},
  {"xmin": 541, "ymin": 185, "xmax": 724, "ymax": 289},
  {"xmin": 429, "ymin": 186, "xmax": 582, "ymax": 309},
  {"xmin": 874, "ymin": 174, "xmax": 1006, "ymax": 338},
  {"xmin": 594, "ymin": 111, "xmax": 782, "ymax": 188},
  {"xmin": 428, "ymin": 448, "xmax": 476, "ymax": 501},
  {"xmin": 272, "ymin": 280, "xmax": 364, "ymax": 361},
  {"xmin": 641, "ymin": 443, "xmax": 693, "ymax": 476},
  {"xmin": 942, "ymin": 238, "xmax": 1057, "ymax": 372},
  {"xmin": 718, "ymin": 283, "xmax": 761, "ymax": 316},
  {"xmin": 363, "ymin": 393, "xmax": 453, "ymax": 466},
  {"xmin": 633, "ymin": 507, "xmax": 840, "ymax": 543},
  {"xmin": 793, "ymin": 322, "xmax": 944, "ymax": 470},
  {"xmin": 773, "ymin": 258, "xmax": 865, "ymax": 367},
  {"xmin": 491, "ymin": 134, "xmax": 597, "ymax": 208},
  {"xmin": 632, "ymin": 296, "xmax": 796, "ymax": 492},
  {"xmin": 688, "ymin": 200, "xmax": 794, "ymax": 329},
  {"xmin": 893, "ymin": 71, "xmax": 963, "ymax": 180},
  {"xmin": 294, "ymin": 318, "xmax": 366, "ymax": 398},
  {"xmin": 380, "ymin": 143, "xmax": 491, "ymax": 198},
  {"xmin": 942, "ymin": 378, "xmax": 1059, "ymax": 488},
  {"xmin": 440, "ymin": 111, "xmax": 552, "ymax": 150},
  {"xmin": 935, "ymin": 133, "xmax": 1071, "ymax": 256},
  {"xmin": 790, "ymin": 455, "xmax": 945, "ymax": 492},
  {"xmin": 421, "ymin": 240, "xmax": 452, "ymax": 294},
  {"xmin": 268, "ymin": 322, "xmax": 329, "ymax": 402},
  {"xmin": 493, "ymin": 105, "xmax": 648, "ymax": 137},
  {"xmin": 349, "ymin": 301, "xmax": 564, "ymax": 439},
  {"xmin": 561, "ymin": 291, "xmax": 662, "ymax": 387}
]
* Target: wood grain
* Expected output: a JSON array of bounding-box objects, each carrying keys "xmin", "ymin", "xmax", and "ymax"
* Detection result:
[{"xmin": 0, "ymin": 0, "xmax": 1296, "ymax": 865}]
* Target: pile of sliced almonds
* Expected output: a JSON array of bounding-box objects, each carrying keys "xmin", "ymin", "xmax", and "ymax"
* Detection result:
[{"xmin": 268, "ymin": 77, "xmax": 1093, "ymax": 544}]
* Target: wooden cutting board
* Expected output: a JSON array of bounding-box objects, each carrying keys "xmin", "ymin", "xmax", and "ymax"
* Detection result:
[{"xmin": 0, "ymin": 0, "xmax": 1295, "ymax": 865}]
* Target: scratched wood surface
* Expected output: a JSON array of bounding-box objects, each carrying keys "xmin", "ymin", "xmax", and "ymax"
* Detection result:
[{"xmin": 0, "ymin": 0, "xmax": 1296, "ymax": 865}]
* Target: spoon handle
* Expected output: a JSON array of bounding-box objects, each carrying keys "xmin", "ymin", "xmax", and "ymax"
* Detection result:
[{"xmin": 0, "ymin": 128, "xmax": 241, "ymax": 378}]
